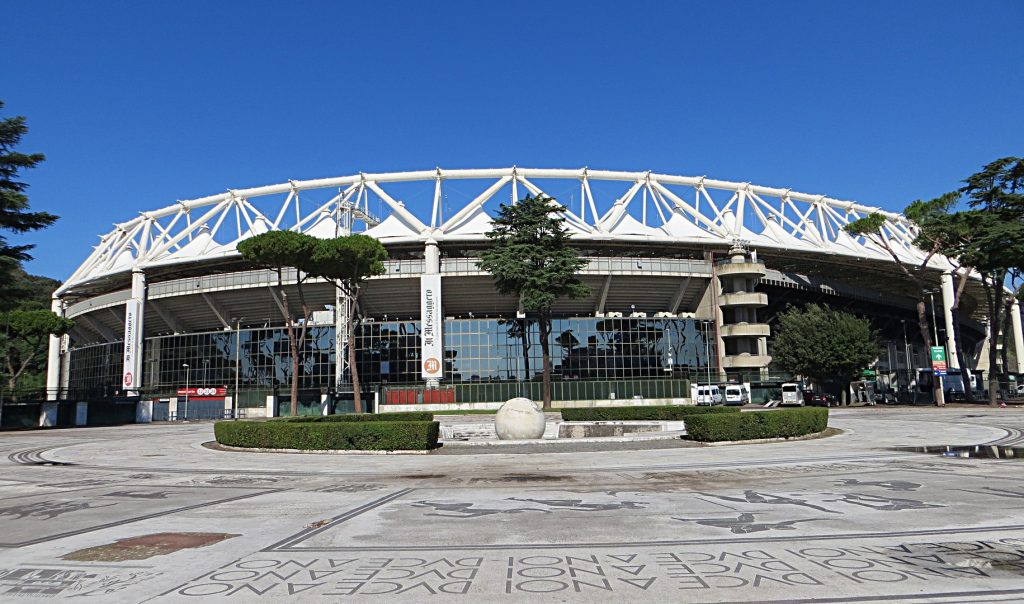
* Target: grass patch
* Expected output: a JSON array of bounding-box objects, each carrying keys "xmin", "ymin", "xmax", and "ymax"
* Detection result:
[
  {"xmin": 215, "ymin": 420, "xmax": 439, "ymax": 451},
  {"xmin": 685, "ymin": 407, "xmax": 828, "ymax": 442},
  {"xmin": 560, "ymin": 405, "xmax": 740, "ymax": 422}
]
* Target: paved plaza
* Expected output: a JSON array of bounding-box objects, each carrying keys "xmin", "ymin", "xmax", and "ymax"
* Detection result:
[{"xmin": 1, "ymin": 408, "xmax": 1023, "ymax": 603}]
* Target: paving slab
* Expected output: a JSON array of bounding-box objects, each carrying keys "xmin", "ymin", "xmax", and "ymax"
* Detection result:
[{"xmin": 0, "ymin": 408, "xmax": 1022, "ymax": 602}]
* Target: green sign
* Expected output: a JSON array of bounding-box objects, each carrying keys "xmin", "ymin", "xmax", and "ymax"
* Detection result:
[
  {"xmin": 930, "ymin": 346, "xmax": 947, "ymax": 376},
  {"xmin": 861, "ymin": 369, "xmax": 876, "ymax": 377}
]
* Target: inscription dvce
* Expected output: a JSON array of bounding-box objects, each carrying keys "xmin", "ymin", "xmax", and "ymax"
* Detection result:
[{"xmin": 173, "ymin": 537, "xmax": 1024, "ymax": 599}]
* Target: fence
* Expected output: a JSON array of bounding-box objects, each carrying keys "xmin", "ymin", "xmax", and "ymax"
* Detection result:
[{"xmin": 383, "ymin": 378, "xmax": 692, "ymax": 405}]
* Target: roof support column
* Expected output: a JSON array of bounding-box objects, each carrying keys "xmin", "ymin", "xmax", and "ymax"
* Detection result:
[
  {"xmin": 1011, "ymin": 297, "xmax": 1024, "ymax": 375},
  {"xmin": 940, "ymin": 271, "xmax": 960, "ymax": 370},
  {"xmin": 420, "ymin": 240, "xmax": 443, "ymax": 387},
  {"xmin": 122, "ymin": 269, "xmax": 146, "ymax": 396},
  {"xmin": 45, "ymin": 297, "xmax": 64, "ymax": 400},
  {"xmin": 335, "ymin": 286, "xmax": 351, "ymax": 389}
]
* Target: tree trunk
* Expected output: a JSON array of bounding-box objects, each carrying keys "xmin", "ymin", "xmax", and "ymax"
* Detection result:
[
  {"xmin": 539, "ymin": 312, "xmax": 552, "ymax": 409},
  {"xmin": 987, "ymin": 283, "xmax": 1003, "ymax": 407},
  {"xmin": 521, "ymin": 319, "xmax": 531, "ymax": 381},
  {"xmin": 285, "ymin": 322, "xmax": 299, "ymax": 417},
  {"xmin": 915, "ymin": 299, "xmax": 943, "ymax": 406},
  {"xmin": 349, "ymin": 307, "xmax": 362, "ymax": 414},
  {"xmin": 999, "ymin": 299, "xmax": 1012, "ymax": 400}
]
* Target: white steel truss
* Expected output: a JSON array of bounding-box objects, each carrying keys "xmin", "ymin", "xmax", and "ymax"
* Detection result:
[{"xmin": 57, "ymin": 167, "xmax": 945, "ymax": 296}]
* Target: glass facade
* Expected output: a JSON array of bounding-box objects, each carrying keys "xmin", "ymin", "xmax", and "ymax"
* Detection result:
[{"xmin": 66, "ymin": 317, "xmax": 714, "ymax": 405}]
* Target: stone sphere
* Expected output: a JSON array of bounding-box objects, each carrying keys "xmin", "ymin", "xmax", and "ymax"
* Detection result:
[{"xmin": 494, "ymin": 397, "xmax": 546, "ymax": 440}]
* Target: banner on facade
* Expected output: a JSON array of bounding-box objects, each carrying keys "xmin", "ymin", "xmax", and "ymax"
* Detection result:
[
  {"xmin": 420, "ymin": 274, "xmax": 443, "ymax": 380},
  {"xmin": 122, "ymin": 299, "xmax": 142, "ymax": 389}
]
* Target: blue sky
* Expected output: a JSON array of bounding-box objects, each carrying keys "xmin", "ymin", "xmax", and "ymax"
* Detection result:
[{"xmin": 5, "ymin": 1, "xmax": 1023, "ymax": 280}]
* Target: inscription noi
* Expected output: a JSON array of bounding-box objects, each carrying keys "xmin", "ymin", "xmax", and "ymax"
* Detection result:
[{"xmin": 174, "ymin": 538, "xmax": 1024, "ymax": 598}]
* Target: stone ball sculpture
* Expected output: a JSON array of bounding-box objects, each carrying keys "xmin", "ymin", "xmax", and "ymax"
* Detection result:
[{"xmin": 494, "ymin": 397, "xmax": 546, "ymax": 440}]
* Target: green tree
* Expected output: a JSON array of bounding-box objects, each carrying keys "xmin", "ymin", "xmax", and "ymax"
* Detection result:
[
  {"xmin": 953, "ymin": 157, "xmax": 1024, "ymax": 404},
  {"xmin": 301, "ymin": 234, "xmax": 387, "ymax": 413},
  {"xmin": 901, "ymin": 193, "xmax": 981, "ymax": 400},
  {"xmin": 237, "ymin": 230, "xmax": 318, "ymax": 416},
  {"xmin": 0, "ymin": 101, "xmax": 58, "ymax": 293},
  {"xmin": 479, "ymin": 195, "xmax": 590, "ymax": 408},
  {"xmin": 845, "ymin": 198, "xmax": 952, "ymax": 405},
  {"xmin": 771, "ymin": 304, "xmax": 880, "ymax": 397},
  {"xmin": 0, "ymin": 309, "xmax": 73, "ymax": 396}
]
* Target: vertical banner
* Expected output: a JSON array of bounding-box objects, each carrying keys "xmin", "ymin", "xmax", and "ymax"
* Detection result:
[
  {"xmin": 420, "ymin": 274, "xmax": 443, "ymax": 380},
  {"xmin": 122, "ymin": 299, "xmax": 142, "ymax": 390}
]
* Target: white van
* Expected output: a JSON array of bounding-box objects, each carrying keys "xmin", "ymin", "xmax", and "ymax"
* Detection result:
[
  {"xmin": 781, "ymin": 383, "xmax": 804, "ymax": 406},
  {"xmin": 724, "ymin": 385, "xmax": 750, "ymax": 406},
  {"xmin": 694, "ymin": 385, "xmax": 723, "ymax": 406}
]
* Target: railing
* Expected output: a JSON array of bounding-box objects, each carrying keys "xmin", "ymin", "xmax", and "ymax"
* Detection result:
[{"xmin": 383, "ymin": 378, "xmax": 693, "ymax": 405}]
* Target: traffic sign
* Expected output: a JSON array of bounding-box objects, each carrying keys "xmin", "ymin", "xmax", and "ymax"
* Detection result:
[{"xmin": 930, "ymin": 346, "xmax": 947, "ymax": 376}]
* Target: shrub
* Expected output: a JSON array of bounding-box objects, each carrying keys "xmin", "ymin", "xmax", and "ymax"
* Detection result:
[
  {"xmin": 685, "ymin": 407, "xmax": 828, "ymax": 442},
  {"xmin": 560, "ymin": 405, "xmax": 739, "ymax": 422},
  {"xmin": 278, "ymin": 412, "xmax": 433, "ymax": 423},
  {"xmin": 215, "ymin": 420, "xmax": 440, "ymax": 451}
]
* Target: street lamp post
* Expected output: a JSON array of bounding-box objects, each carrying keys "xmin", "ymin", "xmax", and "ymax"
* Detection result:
[{"xmin": 182, "ymin": 363, "xmax": 190, "ymax": 420}]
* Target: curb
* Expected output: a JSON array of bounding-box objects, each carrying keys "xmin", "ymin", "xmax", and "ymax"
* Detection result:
[{"xmin": 205, "ymin": 441, "xmax": 432, "ymax": 455}]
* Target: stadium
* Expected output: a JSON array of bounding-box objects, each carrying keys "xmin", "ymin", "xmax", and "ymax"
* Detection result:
[{"xmin": 43, "ymin": 167, "xmax": 1024, "ymax": 420}]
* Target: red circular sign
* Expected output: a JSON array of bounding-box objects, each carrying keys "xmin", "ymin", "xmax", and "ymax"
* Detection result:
[
  {"xmin": 123, "ymin": 372, "xmax": 133, "ymax": 387},
  {"xmin": 423, "ymin": 358, "xmax": 441, "ymax": 374}
]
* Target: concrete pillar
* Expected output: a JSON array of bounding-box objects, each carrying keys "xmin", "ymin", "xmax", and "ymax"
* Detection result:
[
  {"xmin": 940, "ymin": 272, "xmax": 960, "ymax": 370},
  {"xmin": 122, "ymin": 270, "xmax": 146, "ymax": 395},
  {"xmin": 421, "ymin": 240, "xmax": 443, "ymax": 387},
  {"xmin": 45, "ymin": 298, "xmax": 64, "ymax": 400},
  {"xmin": 1012, "ymin": 298, "xmax": 1024, "ymax": 374}
]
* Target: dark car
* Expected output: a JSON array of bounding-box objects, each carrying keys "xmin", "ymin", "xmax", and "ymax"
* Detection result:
[{"xmin": 803, "ymin": 391, "xmax": 835, "ymax": 407}]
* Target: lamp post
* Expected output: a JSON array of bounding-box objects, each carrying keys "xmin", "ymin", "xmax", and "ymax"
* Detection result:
[
  {"xmin": 900, "ymin": 320, "xmax": 911, "ymax": 393},
  {"xmin": 182, "ymin": 363, "xmax": 190, "ymax": 420},
  {"xmin": 926, "ymin": 288, "xmax": 946, "ymax": 406}
]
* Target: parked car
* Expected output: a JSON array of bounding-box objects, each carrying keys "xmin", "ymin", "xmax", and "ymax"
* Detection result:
[
  {"xmin": 803, "ymin": 391, "xmax": 836, "ymax": 407},
  {"xmin": 694, "ymin": 385, "xmax": 723, "ymax": 406},
  {"xmin": 724, "ymin": 385, "xmax": 750, "ymax": 406}
]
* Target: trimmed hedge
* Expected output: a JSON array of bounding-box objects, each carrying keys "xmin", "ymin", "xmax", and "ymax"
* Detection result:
[
  {"xmin": 685, "ymin": 407, "xmax": 828, "ymax": 442},
  {"xmin": 215, "ymin": 420, "xmax": 440, "ymax": 451},
  {"xmin": 278, "ymin": 412, "xmax": 433, "ymax": 423},
  {"xmin": 560, "ymin": 405, "xmax": 740, "ymax": 422}
]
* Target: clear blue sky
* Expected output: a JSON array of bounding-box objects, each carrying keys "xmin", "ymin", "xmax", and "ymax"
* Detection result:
[{"xmin": 6, "ymin": 1, "xmax": 1022, "ymax": 281}]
